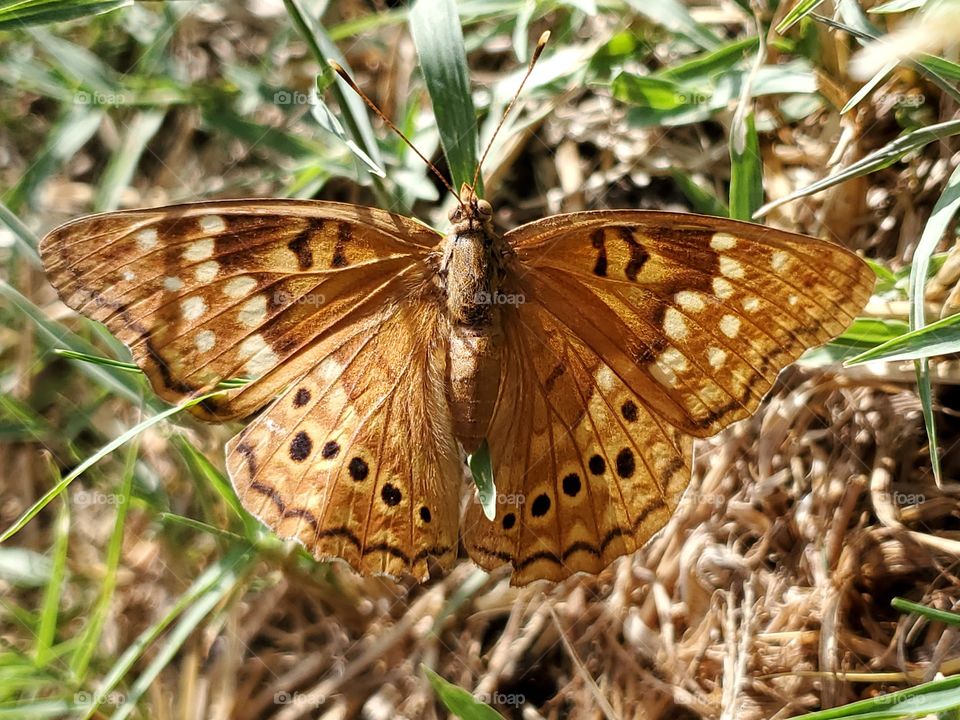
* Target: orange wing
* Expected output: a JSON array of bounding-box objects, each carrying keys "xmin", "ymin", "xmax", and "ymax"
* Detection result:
[
  {"xmin": 463, "ymin": 211, "xmax": 873, "ymax": 584},
  {"xmin": 40, "ymin": 199, "xmax": 442, "ymax": 421}
]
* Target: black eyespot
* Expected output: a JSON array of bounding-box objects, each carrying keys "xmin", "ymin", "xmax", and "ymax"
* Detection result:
[
  {"xmin": 293, "ymin": 388, "xmax": 311, "ymax": 407},
  {"xmin": 615, "ymin": 447, "xmax": 635, "ymax": 478},
  {"xmin": 621, "ymin": 400, "xmax": 638, "ymax": 422},
  {"xmin": 289, "ymin": 431, "xmax": 312, "ymax": 462},
  {"xmin": 562, "ymin": 473, "xmax": 581, "ymax": 497},
  {"xmin": 502, "ymin": 513, "xmax": 516, "ymax": 530},
  {"xmin": 420, "ymin": 506, "xmax": 431, "ymax": 523},
  {"xmin": 588, "ymin": 454, "xmax": 605, "ymax": 475},
  {"xmin": 321, "ymin": 441, "xmax": 340, "ymax": 459},
  {"xmin": 348, "ymin": 457, "xmax": 368, "ymax": 481},
  {"xmin": 381, "ymin": 483, "xmax": 402, "ymax": 506},
  {"xmin": 531, "ymin": 494, "xmax": 551, "ymax": 518}
]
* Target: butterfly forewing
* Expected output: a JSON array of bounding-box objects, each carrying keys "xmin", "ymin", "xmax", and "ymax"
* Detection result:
[
  {"xmin": 40, "ymin": 199, "xmax": 442, "ymax": 421},
  {"xmin": 460, "ymin": 211, "xmax": 873, "ymax": 584}
]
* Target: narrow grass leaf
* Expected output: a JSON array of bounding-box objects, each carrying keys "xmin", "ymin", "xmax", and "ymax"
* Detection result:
[
  {"xmin": 0, "ymin": 202, "xmax": 41, "ymax": 266},
  {"xmin": 908, "ymin": 162, "xmax": 960, "ymax": 485},
  {"xmin": 33, "ymin": 497, "xmax": 69, "ymax": 668},
  {"xmin": 422, "ymin": 665, "xmax": 506, "ymax": 720},
  {"xmin": 74, "ymin": 545, "xmax": 253, "ymax": 720},
  {"xmin": 775, "ymin": 0, "xmax": 826, "ymax": 33},
  {"xmin": 845, "ymin": 311, "xmax": 960, "ymax": 364},
  {"xmin": 94, "ymin": 110, "xmax": 165, "ymax": 212},
  {"xmin": 0, "ymin": 391, "xmax": 227, "ymax": 545},
  {"xmin": 625, "ymin": 0, "xmax": 721, "ymax": 50},
  {"xmin": 892, "ymin": 597, "xmax": 960, "ymax": 625},
  {"xmin": 729, "ymin": 40, "xmax": 764, "ymax": 221},
  {"xmin": 107, "ymin": 549, "xmax": 253, "ymax": 720},
  {"xmin": 754, "ymin": 119, "xmax": 960, "ymax": 217},
  {"xmin": 410, "ymin": 0, "xmax": 478, "ymax": 192},
  {"xmin": 790, "ymin": 674, "xmax": 960, "ymax": 719},
  {"xmin": 69, "ymin": 440, "xmax": 137, "ymax": 680},
  {"xmin": 0, "ymin": 0, "xmax": 130, "ymax": 29},
  {"xmin": 840, "ymin": 60, "xmax": 898, "ymax": 114},
  {"xmin": 870, "ymin": 0, "xmax": 928, "ymax": 11}
]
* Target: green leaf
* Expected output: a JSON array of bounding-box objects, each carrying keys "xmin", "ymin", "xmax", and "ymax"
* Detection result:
[
  {"xmin": 468, "ymin": 440, "xmax": 496, "ymax": 521},
  {"xmin": 729, "ymin": 109, "xmax": 762, "ymax": 220},
  {"xmin": 845, "ymin": 311, "xmax": 960, "ymax": 364},
  {"xmin": 755, "ymin": 119, "xmax": 960, "ymax": 217},
  {"xmin": 892, "ymin": 597, "xmax": 960, "ymax": 626},
  {"xmin": 776, "ymin": 0, "xmax": 827, "ymax": 33},
  {"xmin": 790, "ymin": 674, "xmax": 960, "ymax": 719},
  {"xmin": 409, "ymin": 0, "xmax": 479, "ymax": 193},
  {"xmin": 907, "ymin": 162, "xmax": 960, "ymax": 484},
  {"xmin": 0, "ymin": 0, "xmax": 130, "ymax": 30},
  {"xmin": 422, "ymin": 665, "xmax": 506, "ymax": 720},
  {"xmin": 870, "ymin": 0, "xmax": 928, "ymax": 11},
  {"xmin": 625, "ymin": 0, "xmax": 721, "ymax": 50}
]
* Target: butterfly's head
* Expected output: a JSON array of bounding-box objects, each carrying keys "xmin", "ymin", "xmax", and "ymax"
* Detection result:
[{"xmin": 449, "ymin": 183, "xmax": 493, "ymax": 233}]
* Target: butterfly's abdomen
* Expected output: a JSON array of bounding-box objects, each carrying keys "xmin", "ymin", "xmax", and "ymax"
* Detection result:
[{"xmin": 441, "ymin": 228, "xmax": 504, "ymax": 453}]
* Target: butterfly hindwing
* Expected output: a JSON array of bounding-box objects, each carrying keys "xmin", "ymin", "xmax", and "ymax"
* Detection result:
[
  {"xmin": 227, "ymin": 298, "xmax": 461, "ymax": 580},
  {"xmin": 40, "ymin": 199, "xmax": 442, "ymax": 421}
]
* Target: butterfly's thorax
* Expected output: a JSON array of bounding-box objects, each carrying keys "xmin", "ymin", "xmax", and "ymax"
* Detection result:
[{"xmin": 440, "ymin": 190, "xmax": 508, "ymax": 453}]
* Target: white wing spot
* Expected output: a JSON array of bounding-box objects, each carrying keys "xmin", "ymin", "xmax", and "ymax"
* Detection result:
[
  {"xmin": 788, "ymin": 294, "xmax": 799, "ymax": 306},
  {"xmin": 707, "ymin": 346, "xmax": 727, "ymax": 369},
  {"xmin": 596, "ymin": 366, "xmax": 617, "ymax": 393},
  {"xmin": 238, "ymin": 295, "xmax": 268, "ymax": 328},
  {"xmin": 135, "ymin": 227, "xmax": 158, "ymax": 250},
  {"xmin": 713, "ymin": 277, "xmax": 734, "ymax": 299},
  {"xmin": 650, "ymin": 363, "xmax": 679, "ymax": 388},
  {"xmin": 710, "ymin": 232, "xmax": 737, "ymax": 251},
  {"xmin": 742, "ymin": 296, "xmax": 760, "ymax": 313},
  {"xmin": 195, "ymin": 329, "xmax": 216, "ymax": 353},
  {"xmin": 720, "ymin": 256, "xmax": 745, "ymax": 279},
  {"xmin": 223, "ymin": 275, "xmax": 257, "ymax": 299},
  {"xmin": 181, "ymin": 296, "xmax": 207, "ymax": 321},
  {"xmin": 199, "ymin": 215, "xmax": 226, "ymax": 234},
  {"xmin": 121, "ymin": 270, "xmax": 136, "ymax": 282},
  {"xmin": 664, "ymin": 307, "xmax": 689, "ymax": 340},
  {"xmin": 720, "ymin": 314, "xmax": 741, "ymax": 338},
  {"xmin": 163, "ymin": 276, "xmax": 184, "ymax": 292},
  {"xmin": 194, "ymin": 260, "xmax": 220, "ymax": 283},
  {"xmin": 183, "ymin": 238, "xmax": 215, "ymax": 262},
  {"xmin": 660, "ymin": 346, "xmax": 688, "ymax": 372},
  {"xmin": 675, "ymin": 290, "xmax": 705, "ymax": 312},
  {"xmin": 240, "ymin": 334, "xmax": 278, "ymax": 377},
  {"xmin": 772, "ymin": 250, "xmax": 790, "ymax": 272}
]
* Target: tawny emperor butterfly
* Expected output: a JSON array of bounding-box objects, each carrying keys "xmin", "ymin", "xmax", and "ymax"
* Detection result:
[{"xmin": 39, "ymin": 40, "xmax": 874, "ymax": 586}]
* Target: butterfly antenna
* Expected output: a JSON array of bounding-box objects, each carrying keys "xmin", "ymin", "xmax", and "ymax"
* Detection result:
[
  {"xmin": 471, "ymin": 30, "xmax": 550, "ymax": 191},
  {"xmin": 327, "ymin": 60, "xmax": 461, "ymax": 205}
]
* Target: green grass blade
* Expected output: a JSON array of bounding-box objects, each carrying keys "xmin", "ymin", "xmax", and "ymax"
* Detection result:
[
  {"xmin": 69, "ymin": 440, "xmax": 137, "ymax": 680},
  {"xmin": 33, "ymin": 496, "xmax": 69, "ymax": 669},
  {"xmin": 892, "ymin": 597, "xmax": 960, "ymax": 626},
  {"xmin": 0, "ymin": 390, "xmax": 227, "ymax": 545},
  {"xmin": 106, "ymin": 549, "xmax": 254, "ymax": 720},
  {"xmin": 468, "ymin": 440, "xmax": 496, "ymax": 521},
  {"xmin": 790, "ymin": 674, "xmax": 960, "ymax": 719},
  {"xmin": 422, "ymin": 665, "xmax": 506, "ymax": 720},
  {"xmin": 93, "ymin": 110, "xmax": 165, "ymax": 212},
  {"xmin": 845, "ymin": 311, "xmax": 960, "ymax": 364},
  {"xmin": 907, "ymin": 162, "xmax": 960, "ymax": 485},
  {"xmin": 729, "ymin": 37, "xmax": 764, "ymax": 221},
  {"xmin": 754, "ymin": 119, "xmax": 960, "ymax": 217},
  {"xmin": 0, "ymin": 201, "xmax": 41, "ymax": 266},
  {"xmin": 410, "ymin": 0, "xmax": 478, "ymax": 193},
  {"xmin": 775, "ymin": 0, "xmax": 826, "ymax": 33},
  {"xmin": 625, "ymin": 0, "xmax": 721, "ymax": 50},
  {"xmin": 0, "ymin": 0, "xmax": 130, "ymax": 30},
  {"xmin": 72, "ymin": 545, "xmax": 254, "ymax": 720}
]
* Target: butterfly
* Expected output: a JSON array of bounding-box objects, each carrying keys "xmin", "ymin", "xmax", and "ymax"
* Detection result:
[{"xmin": 39, "ymin": 184, "xmax": 873, "ymax": 585}]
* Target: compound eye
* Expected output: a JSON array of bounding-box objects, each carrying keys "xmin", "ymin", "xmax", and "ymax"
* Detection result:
[{"xmin": 477, "ymin": 199, "xmax": 493, "ymax": 217}]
